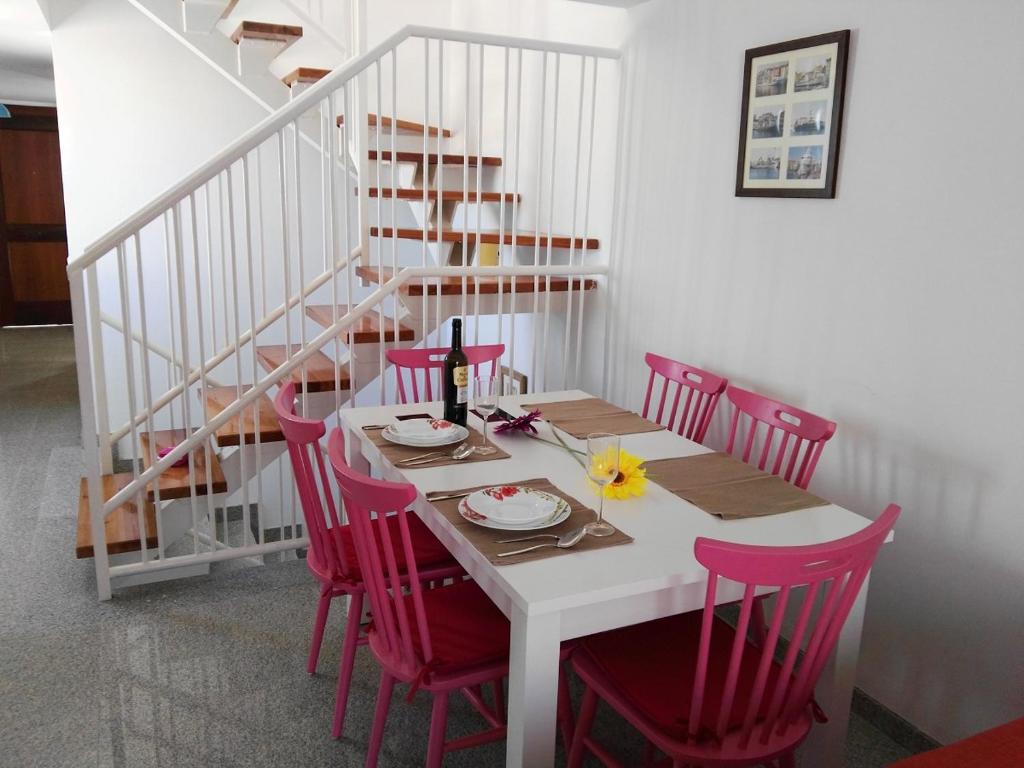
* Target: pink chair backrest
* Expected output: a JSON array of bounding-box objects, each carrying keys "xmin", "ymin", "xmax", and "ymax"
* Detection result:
[
  {"xmin": 273, "ymin": 382, "xmax": 352, "ymax": 580},
  {"xmin": 689, "ymin": 504, "xmax": 900, "ymax": 749},
  {"xmin": 724, "ymin": 385, "xmax": 837, "ymax": 489},
  {"xmin": 386, "ymin": 344, "xmax": 505, "ymax": 404},
  {"xmin": 327, "ymin": 428, "xmax": 433, "ymax": 677},
  {"xmin": 642, "ymin": 352, "xmax": 728, "ymax": 444}
]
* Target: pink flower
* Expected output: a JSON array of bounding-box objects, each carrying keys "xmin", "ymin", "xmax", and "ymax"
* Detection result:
[{"xmin": 493, "ymin": 409, "xmax": 542, "ymax": 435}]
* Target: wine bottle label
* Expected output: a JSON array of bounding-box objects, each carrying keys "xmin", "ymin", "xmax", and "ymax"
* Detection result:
[{"xmin": 454, "ymin": 365, "xmax": 468, "ymax": 404}]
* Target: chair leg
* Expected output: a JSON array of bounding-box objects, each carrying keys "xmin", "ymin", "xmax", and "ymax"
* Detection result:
[
  {"xmin": 307, "ymin": 588, "xmax": 332, "ymax": 674},
  {"xmin": 568, "ymin": 685, "xmax": 598, "ymax": 768},
  {"xmin": 558, "ymin": 665, "xmax": 576, "ymax": 749},
  {"xmin": 491, "ymin": 678, "xmax": 506, "ymax": 723},
  {"xmin": 426, "ymin": 691, "xmax": 450, "ymax": 768},
  {"xmin": 331, "ymin": 591, "xmax": 364, "ymax": 739},
  {"xmin": 365, "ymin": 670, "xmax": 395, "ymax": 768},
  {"xmin": 778, "ymin": 752, "xmax": 797, "ymax": 768}
]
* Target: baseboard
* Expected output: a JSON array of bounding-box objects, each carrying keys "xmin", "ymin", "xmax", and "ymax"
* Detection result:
[{"xmin": 852, "ymin": 688, "xmax": 941, "ymax": 755}]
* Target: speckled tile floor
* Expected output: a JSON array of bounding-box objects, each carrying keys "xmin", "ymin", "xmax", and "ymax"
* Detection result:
[{"xmin": 0, "ymin": 327, "xmax": 921, "ymax": 767}]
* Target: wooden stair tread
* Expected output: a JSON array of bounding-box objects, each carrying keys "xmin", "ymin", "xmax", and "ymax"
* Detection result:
[
  {"xmin": 201, "ymin": 387, "xmax": 285, "ymax": 447},
  {"xmin": 76, "ymin": 474, "xmax": 158, "ymax": 559},
  {"xmin": 355, "ymin": 266, "xmax": 598, "ymax": 297},
  {"xmin": 138, "ymin": 429, "xmax": 229, "ymax": 501},
  {"xmin": 305, "ymin": 305, "xmax": 415, "ymax": 343},
  {"xmin": 231, "ymin": 20, "xmax": 302, "ymax": 44},
  {"xmin": 338, "ymin": 114, "xmax": 452, "ymax": 137},
  {"xmin": 282, "ymin": 67, "xmax": 331, "ymax": 87},
  {"xmin": 369, "ymin": 226, "xmax": 599, "ymax": 251},
  {"xmin": 369, "ymin": 149, "xmax": 502, "ymax": 167},
  {"xmin": 367, "ymin": 187, "xmax": 519, "ymax": 203},
  {"xmin": 255, "ymin": 345, "xmax": 352, "ymax": 394}
]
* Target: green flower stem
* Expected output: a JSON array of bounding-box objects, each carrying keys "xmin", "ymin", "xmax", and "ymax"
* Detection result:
[
  {"xmin": 526, "ymin": 432, "xmax": 586, "ymax": 457},
  {"xmin": 550, "ymin": 427, "xmax": 587, "ymax": 469}
]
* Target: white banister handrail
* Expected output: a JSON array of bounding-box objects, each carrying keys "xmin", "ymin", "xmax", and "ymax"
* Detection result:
[
  {"xmin": 100, "ymin": 263, "xmax": 606, "ymax": 514},
  {"xmin": 67, "ymin": 25, "xmax": 620, "ymax": 275}
]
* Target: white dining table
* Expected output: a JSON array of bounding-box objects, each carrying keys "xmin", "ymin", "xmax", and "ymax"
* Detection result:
[{"xmin": 338, "ymin": 389, "xmax": 888, "ymax": 768}]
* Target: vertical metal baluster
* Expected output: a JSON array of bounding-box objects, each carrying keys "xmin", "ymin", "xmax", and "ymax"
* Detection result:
[
  {"xmin": 509, "ymin": 47, "xmax": 523, "ymax": 393},
  {"xmin": 190, "ymin": 191, "xmax": 218, "ymax": 551},
  {"xmin": 530, "ymin": 52, "xmax": 548, "ymax": 393},
  {"xmin": 277, "ymin": 129, "xmax": 292, "ymax": 545},
  {"xmin": 375, "ymin": 59, "xmax": 385, "ymax": 405},
  {"xmin": 134, "ymin": 231, "xmax": 165, "ymax": 559},
  {"xmin": 342, "ymin": 84, "xmax": 356, "ymax": 412},
  {"xmin": 204, "ymin": 182, "xmax": 217, "ymax": 352},
  {"xmin": 243, "ymin": 154, "xmax": 263, "ymax": 548},
  {"xmin": 227, "ymin": 162, "xmax": 248, "ymax": 550},
  {"xmin": 390, "ymin": 49, "xmax": 399, "ymax": 397},
  {"xmin": 436, "ymin": 39, "xmax": 445, "ymax": 355},
  {"xmin": 540, "ymin": 52, "xmax": 560, "ymax": 394},
  {"xmin": 577, "ymin": 57, "xmax": 600, "ymax": 387},
  {"xmin": 255, "ymin": 144, "xmax": 268, "ymax": 318},
  {"xmin": 292, "ymin": 119, "xmax": 309, "ymax": 411},
  {"xmin": 164, "ymin": 213, "xmax": 179, "ymax": 429},
  {"xmin": 421, "ymin": 37, "xmax": 430, "ymax": 344},
  {"xmin": 171, "ymin": 202, "xmax": 200, "ymax": 556},
  {"xmin": 328, "ymin": 89, "xmax": 342, "ymax": 416},
  {"xmin": 473, "ymin": 43, "xmax": 484, "ymax": 346},
  {"xmin": 116, "ymin": 242, "xmax": 148, "ymax": 564},
  {"xmin": 461, "ymin": 41, "xmax": 470, "ymax": 332},
  {"xmin": 219, "ymin": 172, "xmax": 230, "ymax": 352},
  {"xmin": 320, "ymin": 100, "xmax": 330, "ymax": 274},
  {"xmin": 496, "ymin": 46, "xmax": 510, "ymax": 378},
  {"xmin": 562, "ymin": 56, "xmax": 586, "ymax": 391}
]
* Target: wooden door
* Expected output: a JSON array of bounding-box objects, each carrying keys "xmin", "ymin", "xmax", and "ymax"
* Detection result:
[{"xmin": 0, "ymin": 105, "xmax": 71, "ymax": 326}]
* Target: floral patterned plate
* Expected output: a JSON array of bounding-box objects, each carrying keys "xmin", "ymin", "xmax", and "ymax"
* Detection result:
[
  {"xmin": 459, "ymin": 486, "xmax": 571, "ymax": 530},
  {"xmin": 381, "ymin": 419, "xmax": 469, "ymax": 447}
]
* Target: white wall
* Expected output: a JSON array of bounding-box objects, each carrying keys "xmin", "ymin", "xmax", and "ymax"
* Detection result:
[
  {"xmin": 0, "ymin": 0, "xmax": 56, "ymax": 104},
  {"xmin": 604, "ymin": 0, "xmax": 1024, "ymax": 745}
]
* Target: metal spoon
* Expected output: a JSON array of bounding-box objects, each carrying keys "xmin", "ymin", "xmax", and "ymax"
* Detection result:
[
  {"xmin": 398, "ymin": 442, "xmax": 473, "ymax": 466},
  {"xmin": 497, "ymin": 527, "xmax": 587, "ymax": 558},
  {"xmin": 496, "ymin": 526, "xmax": 585, "ymax": 544}
]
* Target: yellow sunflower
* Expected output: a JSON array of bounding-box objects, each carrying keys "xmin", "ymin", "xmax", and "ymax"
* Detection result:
[{"xmin": 588, "ymin": 448, "xmax": 648, "ymax": 499}]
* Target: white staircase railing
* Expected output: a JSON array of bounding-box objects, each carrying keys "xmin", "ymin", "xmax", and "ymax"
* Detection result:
[{"xmin": 68, "ymin": 25, "xmax": 622, "ymax": 600}]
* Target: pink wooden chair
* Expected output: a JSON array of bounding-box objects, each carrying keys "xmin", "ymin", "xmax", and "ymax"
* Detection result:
[
  {"xmin": 568, "ymin": 504, "xmax": 901, "ymax": 768},
  {"xmin": 273, "ymin": 382, "xmax": 461, "ymax": 739},
  {"xmin": 642, "ymin": 352, "xmax": 728, "ymax": 443},
  {"xmin": 326, "ymin": 427, "xmax": 576, "ymax": 767},
  {"xmin": 386, "ymin": 343, "xmax": 504, "ymax": 404},
  {"xmin": 725, "ymin": 385, "xmax": 837, "ymax": 490}
]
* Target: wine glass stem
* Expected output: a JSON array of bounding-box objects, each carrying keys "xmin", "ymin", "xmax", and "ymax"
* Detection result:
[
  {"xmin": 597, "ymin": 491, "xmax": 605, "ymax": 524},
  {"xmin": 483, "ymin": 420, "xmax": 488, "ymax": 448}
]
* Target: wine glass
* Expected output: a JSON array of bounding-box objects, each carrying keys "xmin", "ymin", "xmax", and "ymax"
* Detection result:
[
  {"xmin": 474, "ymin": 375, "xmax": 498, "ymax": 455},
  {"xmin": 586, "ymin": 432, "xmax": 620, "ymax": 537}
]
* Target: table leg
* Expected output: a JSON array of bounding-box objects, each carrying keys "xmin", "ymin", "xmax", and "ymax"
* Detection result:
[
  {"xmin": 506, "ymin": 606, "xmax": 561, "ymax": 768},
  {"xmin": 804, "ymin": 572, "xmax": 870, "ymax": 767}
]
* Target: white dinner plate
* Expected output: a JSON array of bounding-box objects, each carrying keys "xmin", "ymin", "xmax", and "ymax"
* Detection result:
[
  {"xmin": 465, "ymin": 486, "xmax": 560, "ymax": 526},
  {"xmin": 458, "ymin": 493, "xmax": 571, "ymax": 531},
  {"xmin": 381, "ymin": 420, "xmax": 469, "ymax": 448}
]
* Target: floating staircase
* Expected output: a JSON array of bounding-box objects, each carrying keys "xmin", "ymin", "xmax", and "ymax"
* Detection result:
[{"xmin": 74, "ymin": 11, "xmax": 613, "ymax": 593}]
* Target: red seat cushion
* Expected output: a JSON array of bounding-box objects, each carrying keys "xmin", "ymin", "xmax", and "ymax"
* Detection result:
[
  {"xmin": 578, "ymin": 611, "xmax": 788, "ymax": 741},
  {"xmin": 890, "ymin": 718, "xmax": 1024, "ymax": 768},
  {"xmin": 310, "ymin": 513, "xmax": 456, "ymax": 584},
  {"xmin": 411, "ymin": 579, "xmax": 511, "ymax": 676}
]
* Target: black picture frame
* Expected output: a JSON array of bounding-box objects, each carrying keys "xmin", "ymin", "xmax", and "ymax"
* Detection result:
[{"xmin": 735, "ymin": 29, "xmax": 850, "ymax": 198}]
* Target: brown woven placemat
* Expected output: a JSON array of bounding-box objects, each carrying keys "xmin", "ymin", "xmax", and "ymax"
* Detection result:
[
  {"xmin": 645, "ymin": 452, "xmax": 829, "ymax": 520},
  {"xmin": 520, "ymin": 397, "xmax": 665, "ymax": 439},
  {"xmin": 426, "ymin": 478, "xmax": 633, "ymax": 565},
  {"xmin": 363, "ymin": 424, "xmax": 510, "ymax": 466}
]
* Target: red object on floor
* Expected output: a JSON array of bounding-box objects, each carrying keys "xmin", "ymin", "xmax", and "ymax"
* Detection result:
[{"xmin": 890, "ymin": 718, "xmax": 1024, "ymax": 768}]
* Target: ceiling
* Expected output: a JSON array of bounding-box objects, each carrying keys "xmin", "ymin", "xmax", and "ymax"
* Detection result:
[{"xmin": 0, "ymin": 0, "xmax": 53, "ymax": 81}]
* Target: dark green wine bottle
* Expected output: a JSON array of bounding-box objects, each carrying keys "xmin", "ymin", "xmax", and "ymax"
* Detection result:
[{"xmin": 443, "ymin": 318, "xmax": 468, "ymax": 426}]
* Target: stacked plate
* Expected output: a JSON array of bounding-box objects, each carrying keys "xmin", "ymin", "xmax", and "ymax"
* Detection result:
[
  {"xmin": 459, "ymin": 486, "xmax": 571, "ymax": 531},
  {"xmin": 381, "ymin": 418, "xmax": 469, "ymax": 448}
]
